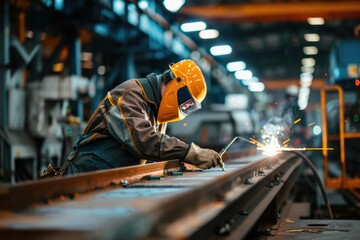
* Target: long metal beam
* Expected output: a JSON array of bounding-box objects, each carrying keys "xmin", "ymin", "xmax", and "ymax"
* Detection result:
[
  {"xmin": 0, "ymin": 152, "xmax": 303, "ymax": 239},
  {"xmin": 180, "ymin": 1, "xmax": 360, "ymax": 22}
]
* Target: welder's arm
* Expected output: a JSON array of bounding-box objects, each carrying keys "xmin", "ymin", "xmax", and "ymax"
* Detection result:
[
  {"xmin": 183, "ymin": 143, "xmax": 222, "ymax": 169},
  {"xmin": 107, "ymin": 88, "xmax": 189, "ymax": 161}
]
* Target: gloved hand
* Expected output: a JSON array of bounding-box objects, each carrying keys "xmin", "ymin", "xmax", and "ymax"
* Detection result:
[{"xmin": 183, "ymin": 143, "xmax": 222, "ymax": 169}]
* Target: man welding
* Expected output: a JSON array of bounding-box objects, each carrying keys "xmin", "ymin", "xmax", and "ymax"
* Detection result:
[{"xmin": 46, "ymin": 59, "xmax": 222, "ymax": 176}]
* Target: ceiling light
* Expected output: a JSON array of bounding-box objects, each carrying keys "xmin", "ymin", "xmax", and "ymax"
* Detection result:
[
  {"xmin": 307, "ymin": 17, "xmax": 325, "ymax": 25},
  {"xmin": 248, "ymin": 82, "xmax": 265, "ymax": 92},
  {"xmin": 241, "ymin": 77, "xmax": 259, "ymax": 85},
  {"xmin": 163, "ymin": 0, "xmax": 185, "ymax": 13},
  {"xmin": 180, "ymin": 21, "xmax": 206, "ymax": 32},
  {"xmin": 301, "ymin": 66, "xmax": 315, "ymax": 73},
  {"xmin": 138, "ymin": 0, "xmax": 148, "ymax": 10},
  {"xmin": 304, "ymin": 33, "xmax": 320, "ymax": 42},
  {"xmin": 226, "ymin": 61, "xmax": 246, "ymax": 72},
  {"xmin": 301, "ymin": 58, "xmax": 316, "ymax": 67},
  {"xmin": 210, "ymin": 45, "xmax": 232, "ymax": 56},
  {"xmin": 303, "ymin": 46, "xmax": 318, "ymax": 55},
  {"xmin": 235, "ymin": 70, "xmax": 253, "ymax": 80},
  {"xmin": 300, "ymin": 73, "xmax": 313, "ymax": 83},
  {"xmin": 199, "ymin": 29, "xmax": 219, "ymax": 39}
]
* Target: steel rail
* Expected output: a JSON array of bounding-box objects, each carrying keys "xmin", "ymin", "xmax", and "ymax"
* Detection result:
[
  {"xmin": 0, "ymin": 159, "xmax": 182, "ymax": 210},
  {"xmin": 0, "ymin": 151, "xmax": 302, "ymax": 240}
]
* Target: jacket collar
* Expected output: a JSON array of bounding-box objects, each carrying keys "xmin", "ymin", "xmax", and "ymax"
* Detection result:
[{"xmin": 137, "ymin": 73, "xmax": 162, "ymax": 109}]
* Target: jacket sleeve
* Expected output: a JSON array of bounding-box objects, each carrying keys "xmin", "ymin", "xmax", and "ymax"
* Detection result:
[{"xmin": 107, "ymin": 86, "xmax": 189, "ymax": 161}]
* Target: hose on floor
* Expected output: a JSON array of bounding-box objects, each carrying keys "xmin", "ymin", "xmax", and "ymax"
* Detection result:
[{"xmin": 289, "ymin": 150, "xmax": 333, "ymax": 219}]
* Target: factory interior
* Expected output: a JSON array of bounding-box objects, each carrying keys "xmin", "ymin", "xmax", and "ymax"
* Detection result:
[{"xmin": 1, "ymin": 0, "xmax": 360, "ymax": 239}]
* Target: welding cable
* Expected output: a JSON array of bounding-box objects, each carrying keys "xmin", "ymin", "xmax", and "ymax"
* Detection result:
[{"xmin": 289, "ymin": 150, "xmax": 333, "ymax": 219}]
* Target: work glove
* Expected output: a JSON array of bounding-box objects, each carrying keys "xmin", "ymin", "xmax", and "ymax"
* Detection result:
[{"xmin": 183, "ymin": 143, "xmax": 222, "ymax": 169}]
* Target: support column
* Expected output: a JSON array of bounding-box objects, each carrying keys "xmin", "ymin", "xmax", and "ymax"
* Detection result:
[
  {"xmin": 68, "ymin": 29, "xmax": 83, "ymax": 121},
  {"xmin": 0, "ymin": 0, "xmax": 10, "ymax": 179},
  {"xmin": 0, "ymin": 0, "xmax": 10, "ymax": 129}
]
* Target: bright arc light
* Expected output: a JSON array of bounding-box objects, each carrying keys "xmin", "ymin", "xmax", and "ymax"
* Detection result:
[
  {"xmin": 304, "ymin": 33, "xmax": 320, "ymax": 42},
  {"xmin": 199, "ymin": 29, "xmax": 219, "ymax": 39},
  {"xmin": 301, "ymin": 58, "xmax": 316, "ymax": 67},
  {"xmin": 303, "ymin": 46, "xmax": 318, "ymax": 55},
  {"xmin": 163, "ymin": 0, "xmax": 185, "ymax": 13},
  {"xmin": 210, "ymin": 45, "xmax": 232, "ymax": 56},
  {"xmin": 180, "ymin": 21, "xmax": 207, "ymax": 32},
  {"xmin": 226, "ymin": 61, "xmax": 246, "ymax": 72},
  {"xmin": 235, "ymin": 70, "xmax": 253, "ymax": 80},
  {"xmin": 307, "ymin": 17, "xmax": 325, "ymax": 25},
  {"xmin": 248, "ymin": 82, "xmax": 265, "ymax": 92},
  {"xmin": 313, "ymin": 125, "xmax": 322, "ymax": 135}
]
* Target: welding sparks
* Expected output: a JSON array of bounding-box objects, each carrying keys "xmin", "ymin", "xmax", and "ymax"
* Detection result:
[
  {"xmin": 308, "ymin": 122, "xmax": 315, "ymax": 126},
  {"xmin": 282, "ymin": 139, "xmax": 290, "ymax": 145},
  {"xmin": 257, "ymin": 147, "xmax": 334, "ymax": 152},
  {"xmin": 293, "ymin": 118, "xmax": 301, "ymax": 125},
  {"xmin": 237, "ymin": 135, "xmax": 334, "ymax": 157}
]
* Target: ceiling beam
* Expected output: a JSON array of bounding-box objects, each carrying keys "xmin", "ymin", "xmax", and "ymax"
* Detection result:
[
  {"xmin": 264, "ymin": 78, "xmax": 325, "ymax": 90},
  {"xmin": 180, "ymin": 1, "xmax": 360, "ymax": 22}
]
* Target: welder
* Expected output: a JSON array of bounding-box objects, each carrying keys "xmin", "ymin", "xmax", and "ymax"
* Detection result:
[{"xmin": 50, "ymin": 59, "xmax": 222, "ymax": 176}]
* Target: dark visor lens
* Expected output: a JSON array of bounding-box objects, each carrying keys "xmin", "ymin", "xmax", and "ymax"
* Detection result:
[{"xmin": 177, "ymin": 86, "xmax": 201, "ymax": 116}]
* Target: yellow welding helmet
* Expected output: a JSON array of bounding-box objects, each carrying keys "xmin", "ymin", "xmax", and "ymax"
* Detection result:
[{"xmin": 157, "ymin": 59, "xmax": 207, "ymax": 123}]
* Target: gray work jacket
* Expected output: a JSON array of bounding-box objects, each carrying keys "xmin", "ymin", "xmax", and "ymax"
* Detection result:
[{"xmin": 62, "ymin": 73, "xmax": 189, "ymax": 175}]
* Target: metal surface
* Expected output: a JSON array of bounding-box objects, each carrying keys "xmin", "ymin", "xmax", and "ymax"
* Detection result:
[
  {"xmin": 262, "ymin": 219, "xmax": 360, "ymax": 240},
  {"xmin": 0, "ymin": 151, "xmax": 303, "ymax": 239},
  {"xmin": 0, "ymin": 160, "xmax": 182, "ymax": 210}
]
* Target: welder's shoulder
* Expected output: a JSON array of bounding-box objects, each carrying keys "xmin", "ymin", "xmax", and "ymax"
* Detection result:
[{"xmin": 110, "ymin": 79, "xmax": 143, "ymax": 98}]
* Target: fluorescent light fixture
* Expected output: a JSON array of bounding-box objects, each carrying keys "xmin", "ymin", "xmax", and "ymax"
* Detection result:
[
  {"xmin": 235, "ymin": 70, "xmax": 253, "ymax": 80},
  {"xmin": 307, "ymin": 17, "xmax": 325, "ymax": 25},
  {"xmin": 210, "ymin": 45, "xmax": 232, "ymax": 56},
  {"xmin": 248, "ymin": 82, "xmax": 265, "ymax": 92},
  {"xmin": 300, "ymin": 73, "xmax": 313, "ymax": 87},
  {"xmin": 226, "ymin": 61, "xmax": 246, "ymax": 72},
  {"xmin": 303, "ymin": 46, "xmax": 318, "ymax": 55},
  {"xmin": 298, "ymin": 86, "xmax": 310, "ymax": 110},
  {"xmin": 138, "ymin": 0, "xmax": 148, "ymax": 10},
  {"xmin": 113, "ymin": 0, "xmax": 125, "ymax": 15},
  {"xmin": 300, "ymin": 72, "xmax": 313, "ymax": 81},
  {"xmin": 304, "ymin": 33, "xmax": 320, "ymax": 42},
  {"xmin": 180, "ymin": 21, "xmax": 206, "ymax": 32},
  {"xmin": 199, "ymin": 29, "xmax": 219, "ymax": 39},
  {"xmin": 241, "ymin": 77, "xmax": 259, "ymax": 85},
  {"xmin": 163, "ymin": 0, "xmax": 185, "ymax": 13},
  {"xmin": 301, "ymin": 58, "xmax": 316, "ymax": 67},
  {"xmin": 301, "ymin": 66, "xmax": 315, "ymax": 74}
]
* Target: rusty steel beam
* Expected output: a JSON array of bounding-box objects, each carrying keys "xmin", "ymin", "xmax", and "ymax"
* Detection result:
[
  {"xmin": 180, "ymin": 1, "xmax": 360, "ymax": 22},
  {"xmin": 0, "ymin": 160, "xmax": 182, "ymax": 210}
]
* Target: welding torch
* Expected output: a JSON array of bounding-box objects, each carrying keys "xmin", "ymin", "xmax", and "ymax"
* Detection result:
[
  {"xmin": 218, "ymin": 137, "xmax": 238, "ymax": 171},
  {"xmin": 218, "ymin": 136, "xmax": 256, "ymax": 171}
]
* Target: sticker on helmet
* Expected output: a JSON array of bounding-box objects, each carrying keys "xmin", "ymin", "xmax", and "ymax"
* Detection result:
[{"xmin": 180, "ymin": 99, "xmax": 195, "ymax": 112}]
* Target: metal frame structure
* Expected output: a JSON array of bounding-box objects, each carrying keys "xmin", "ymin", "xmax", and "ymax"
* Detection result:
[{"xmin": 321, "ymin": 85, "xmax": 360, "ymax": 190}]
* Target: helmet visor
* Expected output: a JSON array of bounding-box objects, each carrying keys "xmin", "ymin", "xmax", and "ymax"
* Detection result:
[{"xmin": 177, "ymin": 86, "xmax": 201, "ymax": 116}]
